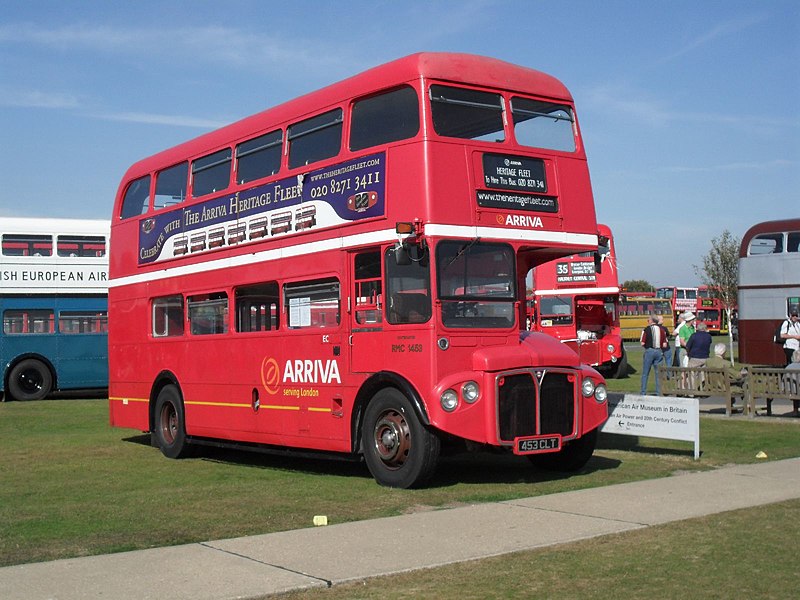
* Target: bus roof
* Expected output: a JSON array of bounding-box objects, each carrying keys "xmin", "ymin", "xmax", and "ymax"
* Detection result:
[
  {"xmin": 740, "ymin": 218, "xmax": 800, "ymax": 257},
  {"xmin": 118, "ymin": 52, "xmax": 574, "ymax": 185},
  {"xmin": 1, "ymin": 217, "xmax": 110, "ymax": 236}
]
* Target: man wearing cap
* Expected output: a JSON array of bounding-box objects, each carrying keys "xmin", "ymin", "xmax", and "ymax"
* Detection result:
[
  {"xmin": 677, "ymin": 312, "xmax": 696, "ymax": 366},
  {"xmin": 780, "ymin": 311, "xmax": 800, "ymax": 366}
]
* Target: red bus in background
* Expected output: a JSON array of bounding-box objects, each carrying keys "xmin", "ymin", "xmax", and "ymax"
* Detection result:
[
  {"xmin": 656, "ymin": 286, "xmax": 698, "ymax": 320},
  {"xmin": 529, "ymin": 224, "xmax": 626, "ymax": 378},
  {"xmin": 696, "ymin": 286, "xmax": 729, "ymax": 334},
  {"xmin": 738, "ymin": 219, "xmax": 800, "ymax": 365},
  {"xmin": 108, "ymin": 53, "xmax": 609, "ymax": 488},
  {"xmin": 621, "ymin": 290, "xmax": 655, "ymax": 297}
]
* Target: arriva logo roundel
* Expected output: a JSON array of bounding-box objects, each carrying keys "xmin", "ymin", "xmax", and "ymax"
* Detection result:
[{"xmin": 261, "ymin": 357, "xmax": 280, "ymax": 395}]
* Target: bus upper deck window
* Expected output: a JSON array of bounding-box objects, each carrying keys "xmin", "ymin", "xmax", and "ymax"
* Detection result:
[
  {"xmin": 57, "ymin": 235, "xmax": 107, "ymax": 257},
  {"xmin": 120, "ymin": 175, "xmax": 151, "ymax": 219},
  {"xmin": 429, "ymin": 85, "xmax": 504, "ymax": 142},
  {"xmin": 787, "ymin": 232, "xmax": 800, "ymax": 253},
  {"xmin": 154, "ymin": 162, "xmax": 188, "ymax": 211},
  {"xmin": 1, "ymin": 234, "xmax": 52, "ymax": 256},
  {"xmin": 288, "ymin": 109, "xmax": 343, "ymax": 169},
  {"xmin": 350, "ymin": 86, "xmax": 420, "ymax": 151},
  {"xmin": 511, "ymin": 97, "xmax": 576, "ymax": 152},
  {"xmin": 192, "ymin": 149, "xmax": 231, "ymax": 198},
  {"xmin": 749, "ymin": 233, "xmax": 783, "ymax": 255},
  {"xmin": 236, "ymin": 131, "xmax": 282, "ymax": 184}
]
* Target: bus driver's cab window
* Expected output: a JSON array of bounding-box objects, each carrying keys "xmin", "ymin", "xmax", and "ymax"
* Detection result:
[{"xmin": 385, "ymin": 245, "xmax": 431, "ymax": 325}]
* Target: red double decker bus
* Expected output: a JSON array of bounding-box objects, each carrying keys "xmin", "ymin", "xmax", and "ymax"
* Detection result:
[
  {"xmin": 696, "ymin": 286, "xmax": 729, "ymax": 334},
  {"xmin": 528, "ymin": 224, "xmax": 625, "ymax": 378},
  {"xmin": 108, "ymin": 53, "xmax": 608, "ymax": 488},
  {"xmin": 656, "ymin": 286, "xmax": 698, "ymax": 320}
]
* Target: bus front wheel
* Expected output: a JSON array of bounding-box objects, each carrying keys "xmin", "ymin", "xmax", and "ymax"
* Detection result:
[
  {"xmin": 611, "ymin": 349, "xmax": 628, "ymax": 379},
  {"xmin": 8, "ymin": 359, "xmax": 52, "ymax": 401},
  {"xmin": 153, "ymin": 385, "xmax": 192, "ymax": 459},
  {"xmin": 362, "ymin": 388, "xmax": 440, "ymax": 489}
]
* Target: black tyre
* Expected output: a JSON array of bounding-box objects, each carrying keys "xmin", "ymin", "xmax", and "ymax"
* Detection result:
[
  {"xmin": 8, "ymin": 359, "xmax": 53, "ymax": 401},
  {"xmin": 611, "ymin": 349, "xmax": 628, "ymax": 379},
  {"xmin": 152, "ymin": 385, "xmax": 192, "ymax": 459},
  {"xmin": 528, "ymin": 428, "xmax": 597, "ymax": 472},
  {"xmin": 361, "ymin": 388, "xmax": 440, "ymax": 488}
]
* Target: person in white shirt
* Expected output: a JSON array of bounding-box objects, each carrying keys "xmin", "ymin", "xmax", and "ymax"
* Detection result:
[
  {"xmin": 780, "ymin": 311, "xmax": 800, "ymax": 366},
  {"xmin": 672, "ymin": 313, "xmax": 686, "ymax": 366}
]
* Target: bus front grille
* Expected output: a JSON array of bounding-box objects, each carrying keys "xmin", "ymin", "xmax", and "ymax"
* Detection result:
[{"xmin": 497, "ymin": 370, "xmax": 576, "ymax": 442}]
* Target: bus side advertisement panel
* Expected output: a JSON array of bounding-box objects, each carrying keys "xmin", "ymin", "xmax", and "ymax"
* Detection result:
[{"xmin": 137, "ymin": 152, "xmax": 386, "ymax": 266}]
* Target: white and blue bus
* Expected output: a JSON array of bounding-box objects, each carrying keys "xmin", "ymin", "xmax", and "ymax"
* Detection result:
[{"xmin": 1, "ymin": 218, "xmax": 109, "ymax": 400}]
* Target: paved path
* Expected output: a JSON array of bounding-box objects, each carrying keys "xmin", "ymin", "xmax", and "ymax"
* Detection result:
[{"xmin": 3, "ymin": 457, "xmax": 799, "ymax": 600}]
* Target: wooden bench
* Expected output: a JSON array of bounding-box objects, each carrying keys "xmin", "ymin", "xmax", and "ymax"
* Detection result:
[
  {"xmin": 743, "ymin": 366, "xmax": 800, "ymax": 417},
  {"xmin": 658, "ymin": 366, "xmax": 745, "ymax": 416}
]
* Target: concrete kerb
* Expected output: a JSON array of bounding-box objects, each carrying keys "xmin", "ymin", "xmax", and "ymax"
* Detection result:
[{"xmin": 2, "ymin": 457, "xmax": 799, "ymax": 600}]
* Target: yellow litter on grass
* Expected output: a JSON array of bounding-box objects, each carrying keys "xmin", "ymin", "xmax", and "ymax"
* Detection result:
[{"xmin": 756, "ymin": 451, "xmax": 768, "ymax": 459}]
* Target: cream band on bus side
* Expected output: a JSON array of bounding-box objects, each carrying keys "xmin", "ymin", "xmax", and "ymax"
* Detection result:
[
  {"xmin": 0, "ymin": 265, "xmax": 108, "ymax": 294},
  {"xmin": 137, "ymin": 152, "xmax": 386, "ymax": 265}
]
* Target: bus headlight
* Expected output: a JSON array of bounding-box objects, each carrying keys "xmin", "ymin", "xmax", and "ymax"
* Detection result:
[
  {"xmin": 581, "ymin": 379, "xmax": 596, "ymax": 397},
  {"xmin": 462, "ymin": 381, "xmax": 480, "ymax": 403},
  {"xmin": 594, "ymin": 384, "xmax": 608, "ymax": 403},
  {"xmin": 606, "ymin": 343, "xmax": 615, "ymax": 353},
  {"xmin": 440, "ymin": 389, "xmax": 459, "ymax": 412}
]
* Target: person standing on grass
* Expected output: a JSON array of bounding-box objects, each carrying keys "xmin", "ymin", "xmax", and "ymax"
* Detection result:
[
  {"xmin": 686, "ymin": 321, "xmax": 713, "ymax": 367},
  {"xmin": 657, "ymin": 315, "xmax": 673, "ymax": 367},
  {"xmin": 640, "ymin": 314, "xmax": 669, "ymax": 395},
  {"xmin": 678, "ymin": 312, "xmax": 696, "ymax": 366},
  {"xmin": 780, "ymin": 311, "xmax": 800, "ymax": 366},
  {"xmin": 672, "ymin": 313, "xmax": 686, "ymax": 367}
]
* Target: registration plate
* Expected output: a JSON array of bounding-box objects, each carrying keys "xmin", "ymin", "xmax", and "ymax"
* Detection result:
[{"xmin": 514, "ymin": 435, "xmax": 562, "ymax": 455}]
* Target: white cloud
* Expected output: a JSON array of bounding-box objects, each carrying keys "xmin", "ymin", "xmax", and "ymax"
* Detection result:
[
  {"xmin": 92, "ymin": 111, "xmax": 228, "ymax": 129},
  {"xmin": 656, "ymin": 14, "xmax": 769, "ymax": 65},
  {"xmin": 0, "ymin": 86, "xmax": 225, "ymax": 129},
  {"xmin": 0, "ymin": 88, "xmax": 80, "ymax": 109},
  {"xmin": 584, "ymin": 83, "xmax": 799, "ymax": 133},
  {"xmin": 0, "ymin": 22, "xmax": 346, "ymax": 75}
]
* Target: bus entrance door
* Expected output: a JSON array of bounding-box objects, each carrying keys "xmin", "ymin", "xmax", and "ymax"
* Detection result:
[{"xmin": 350, "ymin": 250, "xmax": 385, "ymax": 373}]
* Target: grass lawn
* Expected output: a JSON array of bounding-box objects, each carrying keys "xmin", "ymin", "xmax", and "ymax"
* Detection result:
[
  {"xmin": 273, "ymin": 499, "xmax": 800, "ymax": 600},
  {"xmin": 1, "ymin": 397, "xmax": 798, "ymax": 568}
]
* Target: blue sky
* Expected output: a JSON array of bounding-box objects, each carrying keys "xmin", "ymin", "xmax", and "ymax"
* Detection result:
[{"xmin": 1, "ymin": 0, "xmax": 798, "ymax": 286}]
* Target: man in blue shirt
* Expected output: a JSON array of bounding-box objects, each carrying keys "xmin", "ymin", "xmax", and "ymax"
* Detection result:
[{"xmin": 685, "ymin": 321, "xmax": 713, "ymax": 367}]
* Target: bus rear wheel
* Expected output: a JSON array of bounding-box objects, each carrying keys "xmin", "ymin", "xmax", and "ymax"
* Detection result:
[
  {"xmin": 153, "ymin": 385, "xmax": 192, "ymax": 459},
  {"xmin": 8, "ymin": 359, "xmax": 52, "ymax": 401},
  {"xmin": 362, "ymin": 388, "xmax": 440, "ymax": 488}
]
